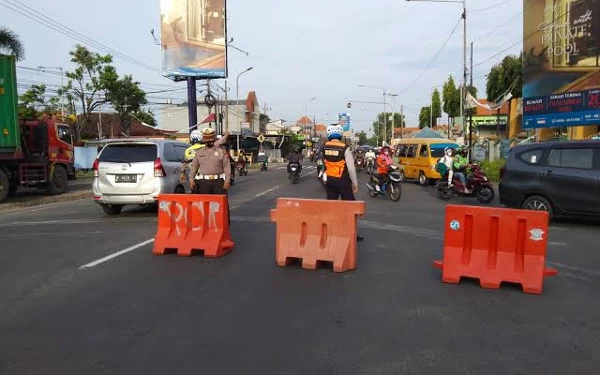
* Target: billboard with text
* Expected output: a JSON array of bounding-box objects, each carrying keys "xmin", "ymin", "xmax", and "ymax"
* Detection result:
[
  {"xmin": 160, "ymin": 0, "xmax": 228, "ymax": 81},
  {"xmin": 523, "ymin": 0, "xmax": 600, "ymax": 129},
  {"xmin": 338, "ymin": 113, "xmax": 351, "ymax": 132}
]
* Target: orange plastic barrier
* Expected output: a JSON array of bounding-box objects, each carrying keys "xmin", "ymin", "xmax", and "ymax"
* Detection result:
[
  {"xmin": 153, "ymin": 194, "xmax": 234, "ymax": 257},
  {"xmin": 434, "ymin": 204, "xmax": 557, "ymax": 294},
  {"xmin": 270, "ymin": 198, "xmax": 365, "ymax": 273}
]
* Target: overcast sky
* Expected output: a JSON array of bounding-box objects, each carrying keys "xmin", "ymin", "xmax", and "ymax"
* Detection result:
[{"xmin": 1, "ymin": 0, "xmax": 523, "ymax": 132}]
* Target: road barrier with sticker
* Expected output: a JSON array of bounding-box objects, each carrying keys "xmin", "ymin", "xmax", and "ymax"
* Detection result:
[
  {"xmin": 270, "ymin": 198, "xmax": 365, "ymax": 273},
  {"xmin": 434, "ymin": 204, "xmax": 557, "ymax": 294},
  {"xmin": 153, "ymin": 194, "xmax": 234, "ymax": 257}
]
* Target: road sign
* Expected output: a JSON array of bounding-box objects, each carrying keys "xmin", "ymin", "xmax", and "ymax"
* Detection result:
[{"xmin": 257, "ymin": 134, "xmax": 265, "ymax": 143}]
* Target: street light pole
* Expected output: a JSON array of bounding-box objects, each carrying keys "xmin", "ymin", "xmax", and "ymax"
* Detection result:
[
  {"xmin": 235, "ymin": 67, "xmax": 254, "ymax": 151},
  {"xmin": 305, "ymin": 97, "xmax": 315, "ymax": 136},
  {"xmin": 358, "ymin": 84, "xmax": 397, "ymax": 145}
]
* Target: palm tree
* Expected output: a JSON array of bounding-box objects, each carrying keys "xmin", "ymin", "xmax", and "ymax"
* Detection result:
[{"xmin": 0, "ymin": 27, "xmax": 24, "ymax": 61}]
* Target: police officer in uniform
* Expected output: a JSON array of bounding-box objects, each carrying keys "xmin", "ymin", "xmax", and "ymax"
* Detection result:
[
  {"xmin": 322, "ymin": 124, "xmax": 358, "ymax": 200},
  {"xmin": 189, "ymin": 127, "xmax": 231, "ymax": 195},
  {"xmin": 180, "ymin": 129, "xmax": 228, "ymax": 184}
]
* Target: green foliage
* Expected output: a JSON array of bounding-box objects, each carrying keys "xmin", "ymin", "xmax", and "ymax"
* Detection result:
[
  {"xmin": 357, "ymin": 131, "xmax": 368, "ymax": 145},
  {"xmin": 442, "ymin": 75, "xmax": 460, "ymax": 118},
  {"xmin": 18, "ymin": 84, "xmax": 61, "ymax": 119},
  {"xmin": 431, "ymin": 88, "xmax": 442, "ymax": 126},
  {"xmin": 104, "ymin": 74, "xmax": 148, "ymax": 135},
  {"xmin": 372, "ymin": 112, "xmax": 405, "ymax": 142},
  {"xmin": 418, "ymin": 106, "xmax": 431, "ymax": 129},
  {"xmin": 480, "ymin": 159, "xmax": 505, "ymax": 182},
  {"xmin": 134, "ymin": 109, "xmax": 156, "ymax": 126},
  {"xmin": 0, "ymin": 27, "xmax": 24, "ymax": 61}
]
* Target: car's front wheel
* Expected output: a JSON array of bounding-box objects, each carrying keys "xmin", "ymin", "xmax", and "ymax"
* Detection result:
[{"xmin": 522, "ymin": 195, "xmax": 554, "ymax": 221}]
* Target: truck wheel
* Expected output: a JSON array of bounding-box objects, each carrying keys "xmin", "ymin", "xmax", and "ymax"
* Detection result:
[
  {"xmin": 0, "ymin": 169, "xmax": 9, "ymax": 203},
  {"xmin": 49, "ymin": 165, "xmax": 68, "ymax": 195}
]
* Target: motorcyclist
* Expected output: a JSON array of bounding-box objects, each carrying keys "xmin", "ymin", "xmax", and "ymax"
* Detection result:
[
  {"xmin": 365, "ymin": 148, "xmax": 376, "ymax": 160},
  {"xmin": 237, "ymin": 149, "xmax": 248, "ymax": 174},
  {"xmin": 453, "ymin": 146, "xmax": 470, "ymax": 193},
  {"xmin": 375, "ymin": 146, "xmax": 393, "ymax": 192},
  {"xmin": 287, "ymin": 145, "xmax": 303, "ymax": 174}
]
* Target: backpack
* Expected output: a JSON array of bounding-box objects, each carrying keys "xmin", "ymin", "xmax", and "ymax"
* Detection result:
[{"xmin": 435, "ymin": 158, "xmax": 448, "ymax": 176}]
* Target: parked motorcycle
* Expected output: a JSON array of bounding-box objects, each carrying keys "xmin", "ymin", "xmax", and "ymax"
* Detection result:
[
  {"xmin": 366, "ymin": 165, "xmax": 402, "ymax": 202},
  {"xmin": 436, "ymin": 164, "xmax": 495, "ymax": 204},
  {"xmin": 288, "ymin": 162, "xmax": 301, "ymax": 184}
]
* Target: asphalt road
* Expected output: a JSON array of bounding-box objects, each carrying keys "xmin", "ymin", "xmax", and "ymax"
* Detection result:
[{"xmin": 1, "ymin": 163, "xmax": 599, "ymax": 375}]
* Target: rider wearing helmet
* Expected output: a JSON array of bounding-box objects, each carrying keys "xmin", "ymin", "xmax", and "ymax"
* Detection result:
[
  {"xmin": 375, "ymin": 145, "xmax": 393, "ymax": 192},
  {"xmin": 180, "ymin": 128, "xmax": 228, "ymax": 184},
  {"xmin": 323, "ymin": 124, "xmax": 358, "ymax": 200},
  {"xmin": 287, "ymin": 144, "xmax": 303, "ymax": 174},
  {"xmin": 453, "ymin": 146, "xmax": 469, "ymax": 193}
]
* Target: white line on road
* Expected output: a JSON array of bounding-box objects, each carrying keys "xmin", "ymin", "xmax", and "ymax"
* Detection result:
[
  {"xmin": 79, "ymin": 238, "xmax": 155, "ymax": 269},
  {"xmin": 256, "ymin": 185, "xmax": 280, "ymax": 197},
  {"xmin": 300, "ymin": 170, "xmax": 318, "ymax": 178}
]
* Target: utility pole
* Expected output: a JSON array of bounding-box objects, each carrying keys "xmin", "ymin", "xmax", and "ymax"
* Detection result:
[
  {"xmin": 187, "ymin": 77, "xmax": 197, "ymax": 132},
  {"xmin": 224, "ymin": 81, "xmax": 229, "ymax": 132},
  {"xmin": 469, "ymin": 41, "xmax": 474, "ymax": 164},
  {"xmin": 383, "ymin": 90, "xmax": 387, "ymax": 145},
  {"xmin": 462, "ymin": 1, "xmax": 468, "ymax": 137},
  {"xmin": 400, "ymin": 105, "xmax": 404, "ymax": 139}
]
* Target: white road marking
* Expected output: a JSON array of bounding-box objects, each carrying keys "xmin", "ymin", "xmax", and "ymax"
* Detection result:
[
  {"xmin": 0, "ymin": 218, "xmax": 154, "ymax": 228},
  {"xmin": 256, "ymin": 185, "xmax": 280, "ymax": 197},
  {"xmin": 0, "ymin": 203, "xmax": 61, "ymax": 217},
  {"xmin": 300, "ymin": 170, "xmax": 318, "ymax": 178},
  {"xmin": 79, "ymin": 238, "xmax": 155, "ymax": 269}
]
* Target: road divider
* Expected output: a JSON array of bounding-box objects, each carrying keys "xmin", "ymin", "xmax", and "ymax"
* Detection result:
[
  {"xmin": 153, "ymin": 194, "xmax": 234, "ymax": 257},
  {"xmin": 434, "ymin": 204, "xmax": 558, "ymax": 294},
  {"xmin": 270, "ymin": 198, "xmax": 365, "ymax": 273}
]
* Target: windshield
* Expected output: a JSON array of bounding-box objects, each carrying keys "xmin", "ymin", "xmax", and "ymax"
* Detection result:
[
  {"xmin": 430, "ymin": 143, "xmax": 458, "ymax": 158},
  {"xmin": 99, "ymin": 144, "xmax": 157, "ymax": 163},
  {"xmin": 57, "ymin": 125, "xmax": 73, "ymax": 145}
]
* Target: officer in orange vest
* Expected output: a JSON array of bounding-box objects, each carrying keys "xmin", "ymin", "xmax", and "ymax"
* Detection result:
[{"xmin": 322, "ymin": 124, "xmax": 363, "ymax": 241}]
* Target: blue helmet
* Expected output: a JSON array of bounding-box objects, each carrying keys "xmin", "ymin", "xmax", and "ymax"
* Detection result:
[{"xmin": 326, "ymin": 125, "xmax": 343, "ymax": 140}]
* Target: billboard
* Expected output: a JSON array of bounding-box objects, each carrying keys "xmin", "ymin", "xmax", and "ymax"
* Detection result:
[
  {"xmin": 160, "ymin": 0, "xmax": 227, "ymax": 81},
  {"xmin": 338, "ymin": 113, "xmax": 351, "ymax": 131},
  {"xmin": 523, "ymin": 0, "xmax": 600, "ymax": 129}
]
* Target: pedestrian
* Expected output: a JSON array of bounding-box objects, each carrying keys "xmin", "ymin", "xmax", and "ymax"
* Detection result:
[
  {"xmin": 322, "ymin": 124, "xmax": 364, "ymax": 241},
  {"xmin": 188, "ymin": 127, "xmax": 232, "ymax": 223}
]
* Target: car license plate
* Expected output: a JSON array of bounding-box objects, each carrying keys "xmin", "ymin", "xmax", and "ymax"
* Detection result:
[{"xmin": 115, "ymin": 174, "xmax": 137, "ymax": 183}]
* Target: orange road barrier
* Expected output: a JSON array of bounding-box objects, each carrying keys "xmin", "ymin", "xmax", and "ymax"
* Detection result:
[
  {"xmin": 434, "ymin": 204, "xmax": 557, "ymax": 294},
  {"xmin": 153, "ymin": 194, "xmax": 234, "ymax": 257},
  {"xmin": 270, "ymin": 198, "xmax": 365, "ymax": 273}
]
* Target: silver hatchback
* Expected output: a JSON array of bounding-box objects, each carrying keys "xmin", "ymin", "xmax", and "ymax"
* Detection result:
[{"xmin": 92, "ymin": 139, "xmax": 190, "ymax": 215}]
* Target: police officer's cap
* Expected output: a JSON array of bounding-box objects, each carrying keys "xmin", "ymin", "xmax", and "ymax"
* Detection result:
[{"xmin": 201, "ymin": 127, "xmax": 216, "ymax": 141}]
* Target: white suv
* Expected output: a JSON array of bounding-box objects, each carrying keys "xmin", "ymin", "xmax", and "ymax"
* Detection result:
[{"xmin": 92, "ymin": 139, "xmax": 190, "ymax": 215}]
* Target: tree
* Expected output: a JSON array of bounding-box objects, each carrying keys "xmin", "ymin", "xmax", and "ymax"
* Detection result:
[
  {"xmin": 259, "ymin": 113, "xmax": 270, "ymax": 134},
  {"xmin": 442, "ymin": 75, "xmax": 460, "ymax": 125},
  {"xmin": 104, "ymin": 74, "xmax": 148, "ymax": 135},
  {"xmin": 357, "ymin": 131, "xmax": 368, "ymax": 145},
  {"xmin": 62, "ymin": 45, "xmax": 113, "ymax": 141},
  {"xmin": 486, "ymin": 54, "xmax": 523, "ymax": 138},
  {"xmin": 0, "ymin": 27, "xmax": 24, "ymax": 60},
  {"xmin": 419, "ymin": 106, "xmax": 431, "ymax": 129},
  {"xmin": 134, "ymin": 109, "xmax": 156, "ymax": 126},
  {"xmin": 18, "ymin": 84, "xmax": 60, "ymax": 119},
  {"xmin": 431, "ymin": 88, "xmax": 442, "ymax": 127},
  {"xmin": 464, "ymin": 84, "xmax": 479, "ymax": 116},
  {"xmin": 372, "ymin": 112, "xmax": 405, "ymax": 143}
]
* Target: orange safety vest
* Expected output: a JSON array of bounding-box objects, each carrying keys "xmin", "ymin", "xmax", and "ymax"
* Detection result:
[{"xmin": 323, "ymin": 140, "xmax": 348, "ymax": 179}]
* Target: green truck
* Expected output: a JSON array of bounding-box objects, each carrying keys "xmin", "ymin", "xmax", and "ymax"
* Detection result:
[{"xmin": 0, "ymin": 54, "xmax": 75, "ymax": 203}]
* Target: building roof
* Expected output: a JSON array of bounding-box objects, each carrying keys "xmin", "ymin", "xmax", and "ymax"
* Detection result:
[
  {"xmin": 80, "ymin": 113, "xmax": 177, "ymax": 139},
  {"xmin": 474, "ymin": 99, "xmax": 509, "ymax": 116},
  {"xmin": 412, "ymin": 126, "xmax": 445, "ymax": 139},
  {"xmin": 296, "ymin": 116, "xmax": 313, "ymax": 125},
  {"xmin": 315, "ymin": 123, "xmax": 327, "ymax": 132}
]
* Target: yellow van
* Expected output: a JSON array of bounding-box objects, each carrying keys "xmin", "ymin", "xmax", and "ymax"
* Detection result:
[{"xmin": 394, "ymin": 138, "xmax": 459, "ymax": 185}]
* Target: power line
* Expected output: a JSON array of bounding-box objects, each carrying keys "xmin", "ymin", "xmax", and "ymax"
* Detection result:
[
  {"xmin": 0, "ymin": 0, "xmax": 160, "ymax": 73},
  {"xmin": 398, "ymin": 14, "xmax": 463, "ymax": 95},
  {"xmin": 473, "ymin": 11, "xmax": 522, "ymax": 44},
  {"xmin": 470, "ymin": 0, "xmax": 512, "ymax": 12}
]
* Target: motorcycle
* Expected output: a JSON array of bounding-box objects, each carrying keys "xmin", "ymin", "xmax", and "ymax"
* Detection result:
[
  {"xmin": 316, "ymin": 159, "xmax": 326, "ymax": 186},
  {"xmin": 355, "ymin": 157, "xmax": 365, "ymax": 173},
  {"xmin": 366, "ymin": 165, "xmax": 402, "ymax": 202},
  {"xmin": 236, "ymin": 160, "xmax": 248, "ymax": 176},
  {"xmin": 437, "ymin": 164, "xmax": 495, "ymax": 204},
  {"xmin": 288, "ymin": 162, "xmax": 301, "ymax": 184},
  {"xmin": 365, "ymin": 158, "xmax": 375, "ymax": 175},
  {"xmin": 229, "ymin": 159, "xmax": 236, "ymax": 186},
  {"xmin": 257, "ymin": 155, "xmax": 268, "ymax": 171}
]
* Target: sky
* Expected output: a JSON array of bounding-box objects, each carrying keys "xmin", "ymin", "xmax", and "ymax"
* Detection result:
[{"xmin": 1, "ymin": 0, "xmax": 524, "ymax": 134}]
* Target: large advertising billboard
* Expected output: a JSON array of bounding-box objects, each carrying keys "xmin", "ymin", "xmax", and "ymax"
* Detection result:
[
  {"xmin": 523, "ymin": 0, "xmax": 600, "ymax": 129},
  {"xmin": 338, "ymin": 113, "xmax": 351, "ymax": 131},
  {"xmin": 160, "ymin": 0, "xmax": 227, "ymax": 81}
]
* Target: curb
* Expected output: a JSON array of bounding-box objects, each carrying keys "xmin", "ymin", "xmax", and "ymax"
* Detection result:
[{"xmin": 0, "ymin": 190, "xmax": 93, "ymax": 212}]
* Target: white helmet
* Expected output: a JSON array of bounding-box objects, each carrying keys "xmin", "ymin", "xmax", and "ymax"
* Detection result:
[
  {"xmin": 326, "ymin": 125, "xmax": 343, "ymax": 140},
  {"xmin": 190, "ymin": 130, "xmax": 202, "ymax": 143}
]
